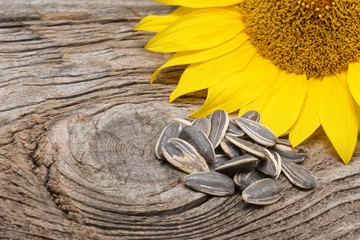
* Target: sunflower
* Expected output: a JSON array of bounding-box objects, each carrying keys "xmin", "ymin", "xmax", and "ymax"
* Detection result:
[{"xmin": 135, "ymin": 0, "xmax": 360, "ymax": 164}]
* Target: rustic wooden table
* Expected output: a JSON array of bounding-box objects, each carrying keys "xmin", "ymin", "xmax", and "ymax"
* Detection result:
[{"xmin": 1, "ymin": 0, "xmax": 360, "ymax": 239}]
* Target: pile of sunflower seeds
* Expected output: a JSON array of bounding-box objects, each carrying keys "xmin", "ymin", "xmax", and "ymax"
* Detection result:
[{"xmin": 155, "ymin": 110, "xmax": 317, "ymax": 205}]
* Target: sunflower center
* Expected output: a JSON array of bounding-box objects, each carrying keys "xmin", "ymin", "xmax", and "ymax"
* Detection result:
[{"xmin": 239, "ymin": 0, "xmax": 360, "ymax": 78}]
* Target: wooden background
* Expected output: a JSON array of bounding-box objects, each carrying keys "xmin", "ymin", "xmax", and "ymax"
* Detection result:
[{"xmin": 1, "ymin": 0, "xmax": 359, "ymax": 239}]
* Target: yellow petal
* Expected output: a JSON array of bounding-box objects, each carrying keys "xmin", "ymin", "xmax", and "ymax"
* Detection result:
[
  {"xmin": 190, "ymin": 54, "xmax": 279, "ymax": 117},
  {"xmin": 134, "ymin": 15, "xmax": 176, "ymax": 33},
  {"xmin": 353, "ymin": 99, "xmax": 360, "ymax": 132},
  {"xmin": 151, "ymin": 32, "xmax": 248, "ymax": 82},
  {"xmin": 134, "ymin": 7, "xmax": 194, "ymax": 32},
  {"xmin": 289, "ymin": 78, "xmax": 321, "ymax": 146},
  {"xmin": 240, "ymin": 72, "xmax": 308, "ymax": 136},
  {"xmin": 170, "ymin": 41, "xmax": 257, "ymax": 102},
  {"xmin": 348, "ymin": 61, "xmax": 360, "ymax": 107},
  {"xmin": 146, "ymin": 8, "xmax": 243, "ymax": 52},
  {"xmin": 154, "ymin": 0, "xmax": 243, "ymax": 8},
  {"xmin": 318, "ymin": 74, "xmax": 358, "ymax": 164}
]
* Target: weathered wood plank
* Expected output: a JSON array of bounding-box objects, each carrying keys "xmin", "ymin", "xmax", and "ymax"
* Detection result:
[{"xmin": 0, "ymin": 0, "xmax": 359, "ymax": 239}]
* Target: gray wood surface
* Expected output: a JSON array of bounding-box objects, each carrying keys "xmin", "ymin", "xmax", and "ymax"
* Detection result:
[{"xmin": 0, "ymin": 1, "xmax": 359, "ymax": 239}]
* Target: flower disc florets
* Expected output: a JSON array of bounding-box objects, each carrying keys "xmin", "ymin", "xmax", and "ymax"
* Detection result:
[{"xmin": 239, "ymin": 0, "xmax": 360, "ymax": 78}]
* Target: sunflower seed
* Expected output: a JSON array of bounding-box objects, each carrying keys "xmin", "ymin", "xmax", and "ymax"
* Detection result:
[
  {"xmin": 220, "ymin": 137, "xmax": 244, "ymax": 158},
  {"xmin": 192, "ymin": 118, "xmax": 211, "ymax": 136},
  {"xmin": 207, "ymin": 110, "xmax": 230, "ymax": 148},
  {"xmin": 156, "ymin": 110, "xmax": 316, "ymax": 206},
  {"xmin": 280, "ymin": 155, "xmax": 305, "ymax": 164},
  {"xmin": 234, "ymin": 169, "xmax": 267, "ymax": 190},
  {"xmin": 155, "ymin": 121, "xmax": 183, "ymax": 160},
  {"xmin": 162, "ymin": 138, "xmax": 210, "ymax": 174},
  {"xmin": 208, "ymin": 154, "xmax": 229, "ymax": 170},
  {"xmin": 232, "ymin": 172, "xmax": 245, "ymax": 188},
  {"xmin": 234, "ymin": 117, "xmax": 277, "ymax": 146},
  {"xmin": 172, "ymin": 118, "xmax": 192, "ymax": 125},
  {"xmin": 273, "ymin": 150, "xmax": 282, "ymax": 179},
  {"xmin": 256, "ymin": 149, "xmax": 279, "ymax": 178},
  {"xmin": 215, "ymin": 154, "xmax": 260, "ymax": 176},
  {"xmin": 227, "ymin": 120, "xmax": 245, "ymax": 137},
  {"xmin": 184, "ymin": 172, "xmax": 235, "ymax": 196},
  {"xmin": 240, "ymin": 110, "xmax": 261, "ymax": 122},
  {"xmin": 179, "ymin": 125, "xmax": 215, "ymax": 163},
  {"xmin": 277, "ymin": 138, "xmax": 292, "ymax": 146},
  {"xmin": 273, "ymin": 143, "xmax": 307, "ymax": 163},
  {"xmin": 242, "ymin": 178, "xmax": 283, "ymax": 205},
  {"xmin": 225, "ymin": 135, "xmax": 266, "ymax": 158},
  {"xmin": 281, "ymin": 159, "xmax": 316, "ymax": 189}
]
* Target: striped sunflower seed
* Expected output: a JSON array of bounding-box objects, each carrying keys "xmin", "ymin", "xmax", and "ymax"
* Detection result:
[
  {"xmin": 226, "ymin": 120, "xmax": 245, "ymax": 137},
  {"xmin": 234, "ymin": 169, "xmax": 267, "ymax": 190},
  {"xmin": 256, "ymin": 149, "xmax": 279, "ymax": 178},
  {"xmin": 277, "ymin": 138, "xmax": 292, "ymax": 146},
  {"xmin": 208, "ymin": 154, "xmax": 230, "ymax": 170},
  {"xmin": 273, "ymin": 143, "xmax": 307, "ymax": 163},
  {"xmin": 280, "ymin": 155, "xmax": 305, "ymax": 164},
  {"xmin": 192, "ymin": 117, "xmax": 211, "ymax": 136},
  {"xmin": 234, "ymin": 117, "xmax": 277, "ymax": 146},
  {"xmin": 225, "ymin": 135, "xmax": 266, "ymax": 158},
  {"xmin": 215, "ymin": 154, "xmax": 260, "ymax": 176},
  {"xmin": 155, "ymin": 121, "xmax": 183, "ymax": 160},
  {"xmin": 172, "ymin": 117, "xmax": 192, "ymax": 125},
  {"xmin": 281, "ymin": 159, "xmax": 317, "ymax": 189},
  {"xmin": 242, "ymin": 178, "xmax": 283, "ymax": 205},
  {"xmin": 179, "ymin": 125, "xmax": 215, "ymax": 163},
  {"xmin": 184, "ymin": 172, "xmax": 235, "ymax": 196},
  {"xmin": 220, "ymin": 137, "xmax": 244, "ymax": 158},
  {"xmin": 272, "ymin": 150, "xmax": 282, "ymax": 179},
  {"xmin": 207, "ymin": 110, "xmax": 230, "ymax": 148},
  {"xmin": 162, "ymin": 138, "xmax": 210, "ymax": 174},
  {"xmin": 240, "ymin": 110, "xmax": 261, "ymax": 122}
]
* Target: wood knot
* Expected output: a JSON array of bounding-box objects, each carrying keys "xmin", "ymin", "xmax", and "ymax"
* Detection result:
[{"xmin": 39, "ymin": 104, "xmax": 206, "ymax": 225}]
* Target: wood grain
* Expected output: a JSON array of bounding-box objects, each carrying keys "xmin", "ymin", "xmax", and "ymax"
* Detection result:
[{"xmin": 0, "ymin": 1, "xmax": 359, "ymax": 239}]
